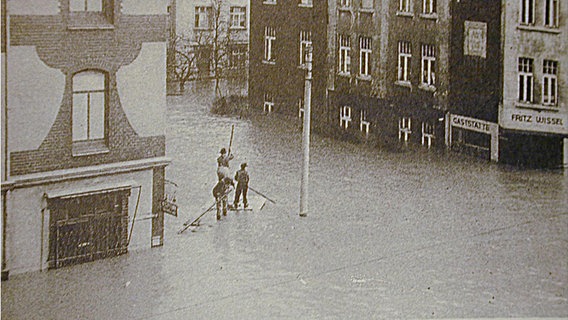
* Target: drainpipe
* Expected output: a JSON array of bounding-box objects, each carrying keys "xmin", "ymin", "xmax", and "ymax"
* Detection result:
[{"xmin": 2, "ymin": 0, "xmax": 9, "ymax": 281}]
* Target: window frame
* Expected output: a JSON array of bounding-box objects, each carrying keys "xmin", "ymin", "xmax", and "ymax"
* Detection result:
[
  {"xmin": 543, "ymin": 0, "xmax": 558, "ymax": 27},
  {"xmin": 397, "ymin": 41, "xmax": 411, "ymax": 83},
  {"xmin": 542, "ymin": 59, "xmax": 558, "ymax": 106},
  {"xmin": 264, "ymin": 26, "xmax": 276, "ymax": 63},
  {"xmin": 421, "ymin": 44, "xmax": 436, "ymax": 88},
  {"xmin": 229, "ymin": 6, "xmax": 246, "ymax": 29},
  {"xmin": 359, "ymin": 37, "xmax": 372, "ymax": 78},
  {"xmin": 340, "ymin": 106, "xmax": 352, "ymax": 129},
  {"xmin": 520, "ymin": 0, "xmax": 535, "ymax": 25},
  {"xmin": 422, "ymin": 0, "xmax": 436, "ymax": 14},
  {"xmin": 338, "ymin": 35, "xmax": 351, "ymax": 75},
  {"xmin": 518, "ymin": 57, "xmax": 534, "ymax": 103},
  {"xmin": 299, "ymin": 31, "xmax": 312, "ymax": 67},
  {"xmin": 360, "ymin": 110, "xmax": 370, "ymax": 135},
  {"xmin": 264, "ymin": 92, "xmax": 274, "ymax": 113},
  {"xmin": 399, "ymin": 0, "xmax": 411, "ymax": 13},
  {"xmin": 195, "ymin": 6, "xmax": 212, "ymax": 30}
]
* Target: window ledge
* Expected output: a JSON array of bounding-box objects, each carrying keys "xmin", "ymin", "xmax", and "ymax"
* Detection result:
[
  {"xmin": 357, "ymin": 75, "xmax": 372, "ymax": 81},
  {"xmin": 338, "ymin": 72, "xmax": 351, "ymax": 77},
  {"xmin": 359, "ymin": 8, "xmax": 374, "ymax": 14},
  {"xmin": 419, "ymin": 13, "xmax": 438, "ymax": 20},
  {"xmin": 338, "ymin": 6, "xmax": 352, "ymax": 11},
  {"xmin": 229, "ymin": 26, "xmax": 247, "ymax": 31},
  {"xmin": 72, "ymin": 140, "xmax": 109, "ymax": 157},
  {"xmin": 395, "ymin": 80, "xmax": 412, "ymax": 88},
  {"xmin": 68, "ymin": 24, "xmax": 115, "ymax": 30},
  {"xmin": 516, "ymin": 102, "xmax": 559, "ymax": 112},
  {"xmin": 517, "ymin": 25, "xmax": 561, "ymax": 34},
  {"xmin": 262, "ymin": 60, "xmax": 276, "ymax": 65},
  {"xmin": 418, "ymin": 83, "xmax": 436, "ymax": 92},
  {"xmin": 263, "ymin": 1, "xmax": 277, "ymax": 5},
  {"xmin": 298, "ymin": 3, "xmax": 313, "ymax": 8},
  {"xmin": 396, "ymin": 11, "xmax": 413, "ymax": 18}
]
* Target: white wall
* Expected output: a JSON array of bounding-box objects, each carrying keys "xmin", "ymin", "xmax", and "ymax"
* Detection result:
[
  {"xmin": 7, "ymin": 0, "xmax": 59, "ymax": 15},
  {"xmin": 117, "ymin": 43, "xmax": 166, "ymax": 137},
  {"xmin": 7, "ymin": 47, "xmax": 65, "ymax": 153},
  {"xmin": 121, "ymin": 0, "xmax": 169, "ymax": 15}
]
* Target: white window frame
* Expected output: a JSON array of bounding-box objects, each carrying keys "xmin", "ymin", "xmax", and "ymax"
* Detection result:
[
  {"xmin": 70, "ymin": 0, "xmax": 102, "ymax": 12},
  {"xmin": 300, "ymin": 0, "xmax": 313, "ymax": 6},
  {"xmin": 263, "ymin": 0, "xmax": 277, "ymax": 4},
  {"xmin": 544, "ymin": 0, "xmax": 558, "ymax": 27},
  {"xmin": 264, "ymin": 92, "xmax": 274, "ymax": 113},
  {"xmin": 229, "ymin": 7, "xmax": 246, "ymax": 29},
  {"xmin": 72, "ymin": 70, "xmax": 106, "ymax": 143},
  {"xmin": 360, "ymin": 110, "xmax": 370, "ymax": 135},
  {"xmin": 340, "ymin": 0, "xmax": 350, "ymax": 7},
  {"xmin": 398, "ymin": 41, "xmax": 411, "ymax": 83},
  {"xmin": 421, "ymin": 44, "xmax": 436, "ymax": 87},
  {"xmin": 338, "ymin": 35, "xmax": 351, "ymax": 75},
  {"xmin": 300, "ymin": 31, "xmax": 312, "ymax": 66},
  {"xmin": 422, "ymin": 0, "xmax": 436, "ymax": 14},
  {"xmin": 340, "ymin": 106, "xmax": 352, "ymax": 129},
  {"xmin": 399, "ymin": 117, "xmax": 411, "ymax": 142},
  {"xmin": 195, "ymin": 6, "xmax": 212, "ymax": 29},
  {"xmin": 299, "ymin": 98, "xmax": 305, "ymax": 118},
  {"xmin": 542, "ymin": 60, "xmax": 558, "ymax": 106},
  {"xmin": 518, "ymin": 57, "xmax": 534, "ymax": 103},
  {"xmin": 359, "ymin": 37, "xmax": 372, "ymax": 77},
  {"xmin": 229, "ymin": 46, "xmax": 247, "ymax": 69},
  {"xmin": 264, "ymin": 26, "xmax": 276, "ymax": 63},
  {"xmin": 520, "ymin": 0, "xmax": 535, "ymax": 25},
  {"xmin": 421, "ymin": 122, "xmax": 434, "ymax": 148},
  {"xmin": 399, "ymin": 0, "xmax": 410, "ymax": 12}
]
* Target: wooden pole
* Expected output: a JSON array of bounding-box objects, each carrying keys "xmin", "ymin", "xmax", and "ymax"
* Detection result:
[{"xmin": 300, "ymin": 45, "xmax": 312, "ymax": 217}]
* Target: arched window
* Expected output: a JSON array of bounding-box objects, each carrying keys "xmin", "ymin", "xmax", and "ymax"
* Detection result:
[{"xmin": 72, "ymin": 71, "xmax": 106, "ymax": 143}]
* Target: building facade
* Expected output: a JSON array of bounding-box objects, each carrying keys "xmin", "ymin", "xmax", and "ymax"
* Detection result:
[
  {"xmin": 249, "ymin": 0, "xmax": 328, "ymax": 124},
  {"xmin": 500, "ymin": 0, "xmax": 567, "ymax": 167},
  {"xmin": 173, "ymin": 0, "xmax": 249, "ymax": 80},
  {"xmin": 1, "ymin": 0, "xmax": 170, "ymax": 278}
]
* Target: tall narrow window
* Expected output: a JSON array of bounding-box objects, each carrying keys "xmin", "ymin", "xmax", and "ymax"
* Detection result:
[
  {"xmin": 264, "ymin": 92, "xmax": 274, "ymax": 113},
  {"xmin": 229, "ymin": 7, "xmax": 246, "ymax": 29},
  {"xmin": 544, "ymin": 0, "xmax": 558, "ymax": 27},
  {"xmin": 520, "ymin": 0, "xmax": 534, "ymax": 25},
  {"xmin": 398, "ymin": 41, "xmax": 411, "ymax": 83},
  {"xmin": 542, "ymin": 60, "xmax": 558, "ymax": 106},
  {"xmin": 298, "ymin": 98, "xmax": 304, "ymax": 119},
  {"xmin": 399, "ymin": 0, "xmax": 410, "ymax": 12},
  {"xmin": 264, "ymin": 26, "xmax": 276, "ymax": 62},
  {"xmin": 338, "ymin": 35, "xmax": 351, "ymax": 74},
  {"xmin": 70, "ymin": 0, "xmax": 102, "ymax": 11},
  {"xmin": 399, "ymin": 117, "xmax": 412, "ymax": 141},
  {"xmin": 340, "ymin": 106, "xmax": 352, "ymax": 129},
  {"xmin": 518, "ymin": 57, "xmax": 534, "ymax": 103},
  {"xmin": 195, "ymin": 6, "xmax": 212, "ymax": 29},
  {"xmin": 421, "ymin": 44, "xmax": 436, "ymax": 87},
  {"xmin": 299, "ymin": 31, "xmax": 312, "ymax": 66},
  {"xmin": 360, "ymin": 110, "xmax": 370, "ymax": 135},
  {"xmin": 72, "ymin": 71, "xmax": 106, "ymax": 143},
  {"xmin": 340, "ymin": 0, "xmax": 350, "ymax": 7},
  {"xmin": 359, "ymin": 37, "xmax": 372, "ymax": 77},
  {"xmin": 423, "ymin": 0, "xmax": 436, "ymax": 14}
]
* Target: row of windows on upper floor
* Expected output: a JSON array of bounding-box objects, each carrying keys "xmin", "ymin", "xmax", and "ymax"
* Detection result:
[
  {"xmin": 262, "ymin": 29, "xmax": 561, "ymax": 110},
  {"xmin": 194, "ymin": 6, "xmax": 247, "ymax": 30}
]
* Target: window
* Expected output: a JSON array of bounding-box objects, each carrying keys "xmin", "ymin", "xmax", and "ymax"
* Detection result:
[
  {"xmin": 518, "ymin": 57, "xmax": 533, "ymax": 103},
  {"xmin": 399, "ymin": 0, "xmax": 410, "ymax": 12},
  {"xmin": 195, "ymin": 6, "xmax": 212, "ymax": 29},
  {"xmin": 360, "ymin": 110, "xmax": 370, "ymax": 135},
  {"xmin": 299, "ymin": 31, "xmax": 312, "ymax": 66},
  {"xmin": 422, "ymin": 0, "xmax": 436, "ymax": 14},
  {"xmin": 72, "ymin": 71, "xmax": 106, "ymax": 147},
  {"xmin": 264, "ymin": 92, "xmax": 274, "ymax": 113},
  {"xmin": 340, "ymin": 106, "xmax": 352, "ymax": 129},
  {"xmin": 264, "ymin": 0, "xmax": 276, "ymax": 4},
  {"xmin": 421, "ymin": 122, "xmax": 434, "ymax": 148},
  {"xmin": 340, "ymin": 0, "xmax": 350, "ymax": 7},
  {"xmin": 338, "ymin": 35, "xmax": 351, "ymax": 74},
  {"xmin": 544, "ymin": 0, "xmax": 558, "ymax": 27},
  {"xmin": 542, "ymin": 60, "xmax": 558, "ymax": 106},
  {"xmin": 421, "ymin": 44, "xmax": 436, "ymax": 87},
  {"xmin": 361, "ymin": 0, "xmax": 373, "ymax": 9},
  {"xmin": 399, "ymin": 117, "xmax": 412, "ymax": 141},
  {"xmin": 70, "ymin": 0, "xmax": 102, "ymax": 11},
  {"xmin": 359, "ymin": 37, "xmax": 372, "ymax": 77},
  {"xmin": 264, "ymin": 26, "xmax": 276, "ymax": 62},
  {"xmin": 229, "ymin": 46, "xmax": 247, "ymax": 69},
  {"xmin": 230, "ymin": 7, "xmax": 246, "ymax": 29},
  {"xmin": 398, "ymin": 41, "xmax": 411, "ymax": 83},
  {"xmin": 299, "ymin": 98, "xmax": 304, "ymax": 118},
  {"xmin": 520, "ymin": 0, "xmax": 534, "ymax": 25},
  {"xmin": 300, "ymin": 0, "xmax": 313, "ymax": 6}
]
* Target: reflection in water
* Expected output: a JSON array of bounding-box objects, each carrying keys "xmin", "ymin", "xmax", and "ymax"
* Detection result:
[{"xmin": 3, "ymin": 82, "xmax": 567, "ymax": 319}]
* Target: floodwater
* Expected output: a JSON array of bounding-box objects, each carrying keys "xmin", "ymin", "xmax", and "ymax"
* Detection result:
[{"xmin": 2, "ymin": 81, "xmax": 567, "ymax": 319}]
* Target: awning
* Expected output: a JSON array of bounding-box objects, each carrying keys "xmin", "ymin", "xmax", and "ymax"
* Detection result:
[{"xmin": 45, "ymin": 180, "xmax": 139, "ymax": 199}]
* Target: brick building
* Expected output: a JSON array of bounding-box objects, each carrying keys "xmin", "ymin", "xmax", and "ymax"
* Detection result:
[
  {"xmin": 249, "ymin": 0, "xmax": 328, "ymax": 124},
  {"xmin": 1, "ymin": 0, "xmax": 170, "ymax": 278}
]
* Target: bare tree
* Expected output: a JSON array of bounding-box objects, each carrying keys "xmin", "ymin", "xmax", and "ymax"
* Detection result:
[{"xmin": 168, "ymin": 34, "xmax": 197, "ymax": 94}]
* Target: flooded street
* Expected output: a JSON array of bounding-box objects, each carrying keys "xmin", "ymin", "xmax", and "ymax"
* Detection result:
[{"xmin": 2, "ymin": 82, "xmax": 567, "ymax": 319}]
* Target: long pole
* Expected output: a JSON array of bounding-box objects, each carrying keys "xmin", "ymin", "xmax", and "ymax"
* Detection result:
[{"xmin": 300, "ymin": 45, "xmax": 312, "ymax": 217}]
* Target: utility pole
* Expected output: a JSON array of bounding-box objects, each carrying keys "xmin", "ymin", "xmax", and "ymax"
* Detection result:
[{"xmin": 300, "ymin": 45, "xmax": 312, "ymax": 218}]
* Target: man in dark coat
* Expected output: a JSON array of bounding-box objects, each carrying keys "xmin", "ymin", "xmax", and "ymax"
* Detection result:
[
  {"xmin": 213, "ymin": 177, "xmax": 234, "ymax": 220},
  {"xmin": 233, "ymin": 163, "xmax": 249, "ymax": 209}
]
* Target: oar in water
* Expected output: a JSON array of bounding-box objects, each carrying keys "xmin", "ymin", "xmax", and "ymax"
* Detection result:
[
  {"xmin": 178, "ymin": 203, "xmax": 216, "ymax": 234},
  {"xmin": 248, "ymin": 186, "xmax": 276, "ymax": 204}
]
